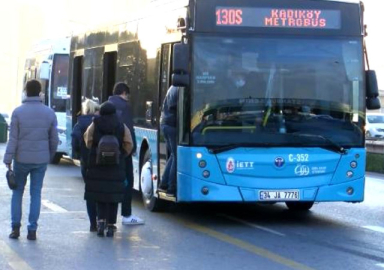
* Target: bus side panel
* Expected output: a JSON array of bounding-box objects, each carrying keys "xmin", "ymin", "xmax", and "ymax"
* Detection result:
[{"xmin": 133, "ymin": 127, "xmax": 158, "ymax": 191}]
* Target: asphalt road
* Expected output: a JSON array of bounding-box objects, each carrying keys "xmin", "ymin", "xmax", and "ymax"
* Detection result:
[{"xmin": 0, "ymin": 143, "xmax": 383, "ymax": 270}]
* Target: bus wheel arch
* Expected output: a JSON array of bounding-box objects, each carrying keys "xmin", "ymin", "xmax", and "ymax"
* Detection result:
[{"xmin": 139, "ymin": 142, "xmax": 166, "ymax": 212}]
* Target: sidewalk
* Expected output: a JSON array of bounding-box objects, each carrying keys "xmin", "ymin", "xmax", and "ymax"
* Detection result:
[{"xmin": 366, "ymin": 171, "xmax": 384, "ymax": 179}]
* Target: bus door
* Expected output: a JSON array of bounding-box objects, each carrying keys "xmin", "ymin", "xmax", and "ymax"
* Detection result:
[
  {"xmin": 72, "ymin": 56, "xmax": 83, "ymax": 128},
  {"xmin": 158, "ymin": 44, "xmax": 173, "ymax": 179},
  {"xmin": 102, "ymin": 51, "xmax": 117, "ymax": 102}
]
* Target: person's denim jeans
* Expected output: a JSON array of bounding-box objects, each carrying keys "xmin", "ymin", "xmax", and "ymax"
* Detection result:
[
  {"xmin": 121, "ymin": 155, "xmax": 134, "ymax": 217},
  {"xmin": 11, "ymin": 162, "xmax": 48, "ymax": 231},
  {"xmin": 160, "ymin": 124, "xmax": 177, "ymax": 191}
]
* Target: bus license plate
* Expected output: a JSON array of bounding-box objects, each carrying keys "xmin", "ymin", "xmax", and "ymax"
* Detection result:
[{"xmin": 259, "ymin": 190, "xmax": 300, "ymax": 201}]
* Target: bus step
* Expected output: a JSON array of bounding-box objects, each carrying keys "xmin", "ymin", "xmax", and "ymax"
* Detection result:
[{"xmin": 158, "ymin": 191, "xmax": 177, "ymax": 202}]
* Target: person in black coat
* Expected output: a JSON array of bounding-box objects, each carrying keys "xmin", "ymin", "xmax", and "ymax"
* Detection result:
[
  {"xmin": 84, "ymin": 101, "xmax": 133, "ymax": 237},
  {"xmin": 71, "ymin": 99, "xmax": 100, "ymax": 232},
  {"xmin": 158, "ymin": 86, "xmax": 179, "ymax": 196},
  {"xmin": 108, "ymin": 82, "xmax": 144, "ymax": 225}
]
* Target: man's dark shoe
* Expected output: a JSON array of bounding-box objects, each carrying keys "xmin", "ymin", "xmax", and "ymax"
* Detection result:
[
  {"xmin": 27, "ymin": 230, "xmax": 36, "ymax": 240},
  {"xmin": 90, "ymin": 224, "xmax": 97, "ymax": 232},
  {"xmin": 9, "ymin": 227, "xmax": 20, "ymax": 239},
  {"xmin": 104, "ymin": 225, "xmax": 117, "ymax": 232},
  {"xmin": 97, "ymin": 221, "xmax": 105, "ymax": 237},
  {"xmin": 106, "ymin": 225, "xmax": 114, "ymax": 237}
]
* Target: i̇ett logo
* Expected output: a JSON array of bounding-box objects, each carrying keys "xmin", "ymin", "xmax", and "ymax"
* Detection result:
[
  {"xmin": 274, "ymin": 157, "xmax": 285, "ymax": 168},
  {"xmin": 226, "ymin": 157, "xmax": 235, "ymax": 173}
]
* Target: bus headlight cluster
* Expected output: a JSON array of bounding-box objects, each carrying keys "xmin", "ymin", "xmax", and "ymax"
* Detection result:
[{"xmin": 350, "ymin": 161, "xmax": 357, "ymax": 169}]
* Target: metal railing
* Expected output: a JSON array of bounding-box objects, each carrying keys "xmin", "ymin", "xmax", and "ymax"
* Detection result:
[{"xmin": 366, "ymin": 138, "xmax": 384, "ymax": 154}]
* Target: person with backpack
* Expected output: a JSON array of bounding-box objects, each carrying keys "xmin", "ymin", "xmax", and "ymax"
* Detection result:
[
  {"xmin": 71, "ymin": 99, "xmax": 100, "ymax": 232},
  {"xmin": 83, "ymin": 101, "xmax": 133, "ymax": 237},
  {"xmin": 108, "ymin": 82, "xmax": 144, "ymax": 225}
]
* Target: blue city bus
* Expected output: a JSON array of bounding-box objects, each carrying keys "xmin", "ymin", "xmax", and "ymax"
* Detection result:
[{"xmin": 68, "ymin": 0, "xmax": 380, "ymax": 211}]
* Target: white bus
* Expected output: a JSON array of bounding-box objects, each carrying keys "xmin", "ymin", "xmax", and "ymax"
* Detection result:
[{"xmin": 24, "ymin": 37, "xmax": 70, "ymax": 163}]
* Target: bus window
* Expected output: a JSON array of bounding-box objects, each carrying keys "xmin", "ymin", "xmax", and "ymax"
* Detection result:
[
  {"xmin": 103, "ymin": 51, "xmax": 117, "ymax": 101},
  {"xmin": 51, "ymin": 54, "xmax": 69, "ymax": 112}
]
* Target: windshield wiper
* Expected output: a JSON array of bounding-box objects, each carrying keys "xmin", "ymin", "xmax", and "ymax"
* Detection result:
[
  {"xmin": 208, "ymin": 143, "xmax": 275, "ymax": 154},
  {"xmin": 288, "ymin": 133, "xmax": 347, "ymax": 154}
]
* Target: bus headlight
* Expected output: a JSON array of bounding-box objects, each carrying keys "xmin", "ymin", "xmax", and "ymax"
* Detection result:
[
  {"xmin": 346, "ymin": 171, "xmax": 354, "ymax": 178},
  {"xmin": 350, "ymin": 161, "xmax": 357, "ymax": 169},
  {"xmin": 346, "ymin": 187, "xmax": 354, "ymax": 195},
  {"xmin": 199, "ymin": 160, "xmax": 207, "ymax": 168},
  {"xmin": 202, "ymin": 170, "xmax": 210, "ymax": 178},
  {"xmin": 201, "ymin": 186, "xmax": 209, "ymax": 195}
]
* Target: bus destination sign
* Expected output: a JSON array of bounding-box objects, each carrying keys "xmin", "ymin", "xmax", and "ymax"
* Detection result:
[{"xmin": 216, "ymin": 7, "xmax": 341, "ymax": 29}]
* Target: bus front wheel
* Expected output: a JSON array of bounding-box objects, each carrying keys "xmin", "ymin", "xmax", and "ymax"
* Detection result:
[
  {"xmin": 285, "ymin": 202, "xmax": 314, "ymax": 211},
  {"xmin": 140, "ymin": 150, "xmax": 166, "ymax": 212}
]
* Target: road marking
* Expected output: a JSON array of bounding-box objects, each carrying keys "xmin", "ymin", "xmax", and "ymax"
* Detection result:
[
  {"xmin": 41, "ymin": 200, "xmax": 67, "ymax": 213},
  {"xmin": 218, "ymin": 214, "xmax": 286, "ymax": 237},
  {"xmin": 0, "ymin": 240, "xmax": 34, "ymax": 270},
  {"xmin": 41, "ymin": 211, "xmax": 85, "ymax": 214},
  {"xmin": 362, "ymin": 226, "xmax": 384, "ymax": 234},
  {"xmin": 182, "ymin": 220, "xmax": 314, "ymax": 270},
  {"xmin": 71, "ymin": 231, "xmax": 91, "ymax": 234}
]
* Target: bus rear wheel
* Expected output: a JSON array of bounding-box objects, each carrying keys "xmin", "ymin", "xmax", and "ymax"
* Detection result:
[
  {"xmin": 285, "ymin": 202, "xmax": 314, "ymax": 211},
  {"xmin": 140, "ymin": 150, "xmax": 166, "ymax": 212}
]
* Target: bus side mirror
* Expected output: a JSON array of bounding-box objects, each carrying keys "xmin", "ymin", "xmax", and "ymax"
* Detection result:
[
  {"xmin": 39, "ymin": 62, "xmax": 50, "ymax": 80},
  {"xmin": 172, "ymin": 43, "xmax": 190, "ymax": 87},
  {"xmin": 366, "ymin": 70, "xmax": 381, "ymax": 110}
]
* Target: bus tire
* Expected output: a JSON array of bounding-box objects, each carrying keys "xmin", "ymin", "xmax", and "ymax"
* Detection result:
[
  {"xmin": 51, "ymin": 153, "xmax": 62, "ymax": 164},
  {"xmin": 140, "ymin": 150, "xmax": 166, "ymax": 212},
  {"xmin": 286, "ymin": 201, "xmax": 314, "ymax": 211}
]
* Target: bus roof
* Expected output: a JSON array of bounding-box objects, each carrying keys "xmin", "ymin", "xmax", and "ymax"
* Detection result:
[{"xmin": 28, "ymin": 37, "xmax": 70, "ymax": 57}]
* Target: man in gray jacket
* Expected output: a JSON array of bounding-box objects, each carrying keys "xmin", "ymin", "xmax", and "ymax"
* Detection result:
[{"xmin": 3, "ymin": 80, "xmax": 59, "ymax": 240}]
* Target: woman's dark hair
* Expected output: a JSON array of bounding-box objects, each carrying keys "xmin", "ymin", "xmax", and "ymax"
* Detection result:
[
  {"xmin": 113, "ymin": 82, "xmax": 130, "ymax": 95},
  {"xmin": 25, "ymin": 80, "xmax": 41, "ymax": 97}
]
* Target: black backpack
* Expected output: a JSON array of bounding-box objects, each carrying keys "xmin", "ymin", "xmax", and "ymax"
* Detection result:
[{"xmin": 96, "ymin": 134, "xmax": 121, "ymax": 166}]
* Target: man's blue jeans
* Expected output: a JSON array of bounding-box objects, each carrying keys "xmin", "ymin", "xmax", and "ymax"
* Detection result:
[{"xmin": 11, "ymin": 162, "xmax": 48, "ymax": 231}]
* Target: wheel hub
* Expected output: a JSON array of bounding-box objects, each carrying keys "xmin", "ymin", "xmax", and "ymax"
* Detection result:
[{"xmin": 141, "ymin": 161, "xmax": 152, "ymax": 199}]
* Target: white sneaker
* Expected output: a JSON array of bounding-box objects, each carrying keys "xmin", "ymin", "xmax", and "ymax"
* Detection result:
[{"xmin": 122, "ymin": 215, "xmax": 145, "ymax": 225}]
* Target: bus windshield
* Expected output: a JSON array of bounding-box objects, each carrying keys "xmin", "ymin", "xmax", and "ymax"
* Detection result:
[
  {"xmin": 191, "ymin": 35, "xmax": 365, "ymax": 148},
  {"xmin": 51, "ymin": 54, "xmax": 69, "ymax": 112}
]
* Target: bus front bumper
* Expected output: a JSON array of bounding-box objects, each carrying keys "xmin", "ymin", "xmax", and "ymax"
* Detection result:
[{"xmin": 177, "ymin": 173, "xmax": 364, "ymax": 203}]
